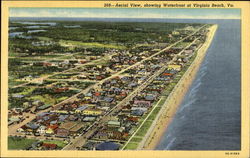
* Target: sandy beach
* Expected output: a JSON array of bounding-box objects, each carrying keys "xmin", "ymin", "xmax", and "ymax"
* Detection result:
[{"xmin": 138, "ymin": 24, "xmax": 218, "ymax": 150}]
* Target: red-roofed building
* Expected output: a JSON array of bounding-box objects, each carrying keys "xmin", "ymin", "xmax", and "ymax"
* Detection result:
[
  {"xmin": 120, "ymin": 92, "xmax": 127, "ymax": 97},
  {"xmin": 78, "ymin": 60, "xmax": 87, "ymax": 64},
  {"xmin": 134, "ymin": 100, "xmax": 151, "ymax": 107},
  {"xmin": 96, "ymin": 75, "xmax": 103, "ymax": 80},
  {"xmin": 47, "ymin": 124, "xmax": 58, "ymax": 130},
  {"xmin": 127, "ymin": 116, "xmax": 138, "ymax": 122},
  {"xmin": 71, "ymin": 104, "xmax": 78, "ymax": 109},
  {"xmin": 43, "ymin": 62, "xmax": 52, "ymax": 67},
  {"xmin": 42, "ymin": 143, "xmax": 57, "ymax": 150},
  {"xmin": 95, "ymin": 92, "xmax": 101, "ymax": 96},
  {"xmin": 123, "ymin": 133, "xmax": 129, "ymax": 138},
  {"xmin": 162, "ymin": 73, "xmax": 173, "ymax": 76},
  {"xmin": 54, "ymin": 87, "xmax": 69, "ymax": 93}
]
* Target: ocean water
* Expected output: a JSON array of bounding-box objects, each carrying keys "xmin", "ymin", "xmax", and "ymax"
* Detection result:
[
  {"xmin": 156, "ymin": 19, "xmax": 241, "ymax": 150},
  {"xmin": 9, "ymin": 17, "xmax": 241, "ymax": 150}
]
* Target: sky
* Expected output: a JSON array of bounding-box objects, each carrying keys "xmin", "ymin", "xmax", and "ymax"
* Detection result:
[{"xmin": 9, "ymin": 8, "xmax": 241, "ymax": 19}]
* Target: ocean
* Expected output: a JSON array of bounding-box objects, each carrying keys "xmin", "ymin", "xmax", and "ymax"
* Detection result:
[
  {"xmin": 10, "ymin": 17, "xmax": 241, "ymax": 150},
  {"xmin": 156, "ymin": 19, "xmax": 241, "ymax": 150}
]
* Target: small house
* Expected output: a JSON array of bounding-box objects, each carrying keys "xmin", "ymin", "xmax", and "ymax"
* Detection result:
[
  {"xmin": 45, "ymin": 128, "xmax": 54, "ymax": 135},
  {"xmin": 167, "ymin": 64, "xmax": 181, "ymax": 71},
  {"xmin": 107, "ymin": 120, "xmax": 121, "ymax": 128},
  {"xmin": 37, "ymin": 125, "xmax": 46, "ymax": 134},
  {"xmin": 134, "ymin": 100, "xmax": 151, "ymax": 107},
  {"xmin": 16, "ymin": 127, "xmax": 24, "ymax": 133},
  {"xmin": 82, "ymin": 116, "xmax": 96, "ymax": 122},
  {"xmin": 131, "ymin": 109, "xmax": 144, "ymax": 116},
  {"xmin": 145, "ymin": 94, "xmax": 157, "ymax": 101},
  {"xmin": 42, "ymin": 143, "xmax": 57, "ymax": 150},
  {"xmin": 131, "ymin": 107, "xmax": 148, "ymax": 113}
]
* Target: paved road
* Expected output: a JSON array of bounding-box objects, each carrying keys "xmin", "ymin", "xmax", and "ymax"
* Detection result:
[{"xmin": 9, "ymin": 133, "xmax": 66, "ymax": 141}]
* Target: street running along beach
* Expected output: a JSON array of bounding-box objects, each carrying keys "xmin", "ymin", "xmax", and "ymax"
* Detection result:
[{"xmin": 138, "ymin": 24, "xmax": 218, "ymax": 150}]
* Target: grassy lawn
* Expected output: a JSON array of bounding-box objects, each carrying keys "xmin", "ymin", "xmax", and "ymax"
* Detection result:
[
  {"xmin": 134, "ymin": 43, "xmax": 156, "ymax": 48},
  {"xmin": 157, "ymin": 97, "xmax": 167, "ymax": 107},
  {"xmin": 8, "ymin": 79, "xmax": 27, "ymax": 88},
  {"xmin": 135, "ymin": 120, "xmax": 153, "ymax": 137},
  {"xmin": 28, "ymin": 94, "xmax": 57, "ymax": 105},
  {"xmin": 59, "ymin": 40, "xmax": 126, "ymax": 49},
  {"xmin": 57, "ymin": 96, "xmax": 70, "ymax": 102},
  {"xmin": 147, "ymin": 107, "xmax": 162, "ymax": 121},
  {"xmin": 124, "ymin": 142, "xmax": 139, "ymax": 150},
  {"xmin": 175, "ymin": 42, "xmax": 190, "ymax": 48},
  {"xmin": 18, "ymin": 87, "xmax": 36, "ymax": 95},
  {"xmin": 139, "ymin": 113, "xmax": 148, "ymax": 122},
  {"xmin": 8, "ymin": 136, "xmax": 36, "ymax": 150},
  {"xmin": 9, "ymin": 50, "xmax": 20, "ymax": 57},
  {"xmin": 130, "ymin": 136, "xmax": 143, "ymax": 143},
  {"xmin": 42, "ymin": 140, "xmax": 67, "ymax": 148},
  {"xmin": 37, "ymin": 36, "xmax": 52, "ymax": 41},
  {"xmin": 162, "ymin": 84, "xmax": 175, "ymax": 96},
  {"xmin": 8, "ymin": 137, "xmax": 68, "ymax": 150},
  {"xmin": 9, "ymin": 87, "xmax": 35, "ymax": 96}
]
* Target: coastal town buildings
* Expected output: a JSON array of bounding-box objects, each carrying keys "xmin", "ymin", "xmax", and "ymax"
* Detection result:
[{"xmin": 8, "ymin": 20, "xmax": 214, "ymax": 150}]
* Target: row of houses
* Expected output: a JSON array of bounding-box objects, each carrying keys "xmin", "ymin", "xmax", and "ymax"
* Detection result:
[
  {"xmin": 17, "ymin": 112, "xmax": 90, "ymax": 138},
  {"xmin": 82, "ymin": 47, "xmax": 186, "ymax": 144},
  {"xmin": 89, "ymin": 69, "xmax": 178, "ymax": 143},
  {"xmin": 82, "ymin": 30, "xmax": 207, "ymax": 149}
]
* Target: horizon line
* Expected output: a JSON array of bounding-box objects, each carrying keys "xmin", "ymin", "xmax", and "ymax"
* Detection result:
[{"xmin": 9, "ymin": 17, "xmax": 241, "ymax": 20}]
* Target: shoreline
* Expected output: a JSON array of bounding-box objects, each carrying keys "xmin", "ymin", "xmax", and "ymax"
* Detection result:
[{"xmin": 138, "ymin": 24, "xmax": 218, "ymax": 150}]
